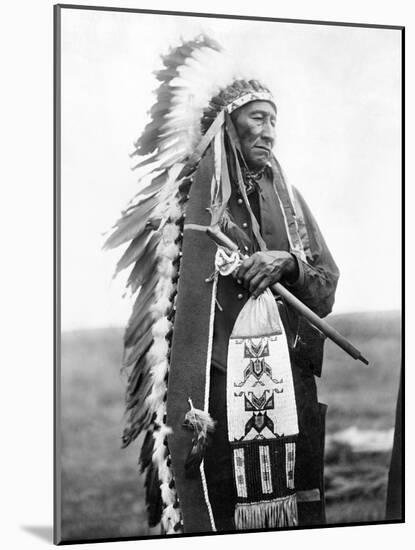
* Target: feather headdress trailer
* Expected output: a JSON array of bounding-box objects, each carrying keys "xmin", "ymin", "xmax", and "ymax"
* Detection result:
[{"xmin": 105, "ymin": 36, "xmax": 223, "ymax": 534}]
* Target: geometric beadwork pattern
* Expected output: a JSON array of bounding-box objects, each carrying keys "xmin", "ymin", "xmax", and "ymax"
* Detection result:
[
  {"xmin": 233, "ymin": 448, "xmax": 248, "ymax": 498},
  {"xmin": 259, "ymin": 445, "xmax": 273, "ymax": 494},
  {"xmin": 285, "ymin": 442, "xmax": 296, "ymax": 489},
  {"xmin": 227, "ymin": 331, "xmax": 298, "ymax": 441}
]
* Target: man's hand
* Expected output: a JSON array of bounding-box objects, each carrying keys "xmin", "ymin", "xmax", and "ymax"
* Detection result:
[{"xmin": 236, "ymin": 251, "xmax": 299, "ymax": 299}]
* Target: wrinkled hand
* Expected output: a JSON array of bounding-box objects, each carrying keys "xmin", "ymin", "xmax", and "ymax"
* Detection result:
[{"xmin": 236, "ymin": 251, "xmax": 299, "ymax": 298}]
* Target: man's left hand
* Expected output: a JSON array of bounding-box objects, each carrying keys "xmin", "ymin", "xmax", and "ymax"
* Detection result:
[{"xmin": 236, "ymin": 251, "xmax": 299, "ymax": 299}]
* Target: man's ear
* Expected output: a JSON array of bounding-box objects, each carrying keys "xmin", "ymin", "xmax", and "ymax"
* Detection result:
[{"xmin": 230, "ymin": 109, "xmax": 239, "ymax": 127}]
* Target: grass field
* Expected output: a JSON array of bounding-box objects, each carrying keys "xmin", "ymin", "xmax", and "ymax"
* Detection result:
[{"xmin": 59, "ymin": 311, "xmax": 401, "ymax": 542}]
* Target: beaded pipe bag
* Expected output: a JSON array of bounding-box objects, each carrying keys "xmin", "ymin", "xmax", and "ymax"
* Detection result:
[{"xmin": 227, "ymin": 289, "xmax": 299, "ymax": 529}]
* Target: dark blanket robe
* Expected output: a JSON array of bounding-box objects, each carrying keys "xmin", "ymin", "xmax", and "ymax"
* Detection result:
[{"xmin": 166, "ymin": 148, "xmax": 339, "ymax": 533}]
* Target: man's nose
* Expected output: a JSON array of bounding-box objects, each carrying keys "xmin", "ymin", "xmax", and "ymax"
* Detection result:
[{"xmin": 261, "ymin": 119, "xmax": 275, "ymax": 144}]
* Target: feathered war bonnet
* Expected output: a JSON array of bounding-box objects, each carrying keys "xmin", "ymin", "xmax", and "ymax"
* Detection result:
[{"xmin": 105, "ymin": 35, "xmax": 278, "ymax": 534}]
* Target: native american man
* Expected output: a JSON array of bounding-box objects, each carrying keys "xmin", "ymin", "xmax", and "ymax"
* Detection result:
[{"xmin": 106, "ymin": 36, "xmax": 339, "ymax": 535}]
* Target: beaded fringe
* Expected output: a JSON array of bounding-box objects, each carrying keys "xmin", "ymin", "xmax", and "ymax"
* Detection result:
[{"xmin": 234, "ymin": 494, "xmax": 298, "ymax": 530}]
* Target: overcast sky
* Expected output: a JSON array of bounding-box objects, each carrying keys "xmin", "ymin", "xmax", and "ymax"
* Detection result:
[{"xmin": 60, "ymin": 8, "xmax": 401, "ymax": 331}]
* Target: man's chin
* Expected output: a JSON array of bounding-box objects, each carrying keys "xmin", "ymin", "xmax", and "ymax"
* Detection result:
[{"xmin": 247, "ymin": 159, "xmax": 268, "ymax": 171}]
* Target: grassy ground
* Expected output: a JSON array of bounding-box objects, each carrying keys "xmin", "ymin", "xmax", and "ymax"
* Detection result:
[
  {"xmin": 59, "ymin": 311, "xmax": 401, "ymax": 541},
  {"xmin": 60, "ymin": 328, "xmax": 148, "ymax": 541},
  {"xmin": 319, "ymin": 311, "xmax": 401, "ymax": 524}
]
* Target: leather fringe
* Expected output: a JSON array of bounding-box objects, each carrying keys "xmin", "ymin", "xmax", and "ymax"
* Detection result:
[{"xmin": 234, "ymin": 494, "xmax": 298, "ymax": 530}]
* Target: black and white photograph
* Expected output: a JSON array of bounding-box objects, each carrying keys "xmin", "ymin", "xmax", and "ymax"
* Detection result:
[{"xmin": 54, "ymin": 4, "xmax": 403, "ymax": 545}]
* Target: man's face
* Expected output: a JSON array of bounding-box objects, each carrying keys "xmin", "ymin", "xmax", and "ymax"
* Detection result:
[{"xmin": 232, "ymin": 101, "xmax": 276, "ymax": 170}]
